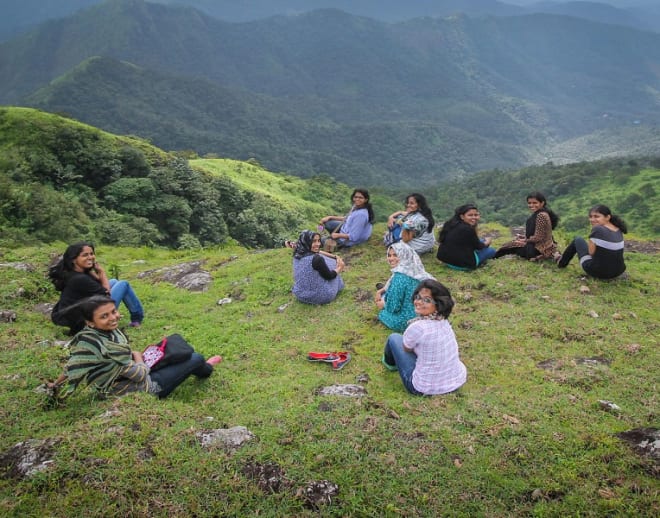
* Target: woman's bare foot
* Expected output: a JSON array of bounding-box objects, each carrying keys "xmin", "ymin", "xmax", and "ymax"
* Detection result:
[{"xmin": 206, "ymin": 355, "xmax": 223, "ymax": 366}]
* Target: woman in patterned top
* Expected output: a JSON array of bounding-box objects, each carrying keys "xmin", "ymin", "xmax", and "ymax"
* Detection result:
[
  {"xmin": 383, "ymin": 193, "xmax": 436, "ymax": 254},
  {"xmin": 495, "ymin": 192, "xmax": 560, "ymax": 261},
  {"xmin": 291, "ymin": 230, "xmax": 345, "ymax": 304},
  {"xmin": 375, "ymin": 242, "xmax": 435, "ymax": 332},
  {"xmin": 47, "ymin": 296, "xmax": 221, "ymax": 399},
  {"xmin": 382, "ymin": 279, "xmax": 467, "ymax": 395},
  {"xmin": 557, "ymin": 204, "xmax": 627, "ymax": 279}
]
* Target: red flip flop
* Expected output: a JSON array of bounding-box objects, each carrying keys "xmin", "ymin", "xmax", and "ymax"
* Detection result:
[
  {"xmin": 332, "ymin": 352, "xmax": 351, "ymax": 371},
  {"xmin": 308, "ymin": 352, "xmax": 340, "ymax": 362}
]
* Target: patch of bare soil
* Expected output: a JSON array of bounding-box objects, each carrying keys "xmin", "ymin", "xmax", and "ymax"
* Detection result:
[
  {"xmin": 296, "ymin": 480, "xmax": 340, "ymax": 510},
  {"xmin": 241, "ymin": 459, "xmax": 291, "ymax": 493},
  {"xmin": 616, "ymin": 427, "xmax": 660, "ymax": 477},
  {"xmin": 625, "ymin": 240, "xmax": 659, "ymax": 254},
  {"xmin": 0, "ymin": 438, "xmax": 60, "ymax": 479}
]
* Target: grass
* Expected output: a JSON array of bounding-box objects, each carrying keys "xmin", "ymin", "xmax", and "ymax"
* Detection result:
[{"xmin": 0, "ymin": 226, "xmax": 658, "ymax": 517}]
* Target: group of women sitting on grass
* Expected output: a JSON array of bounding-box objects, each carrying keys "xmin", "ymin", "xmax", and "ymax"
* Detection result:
[
  {"xmin": 286, "ymin": 188, "xmax": 628, "ymax": 396},
  {"xmin": 47, "ymin": 185, "xmax": 627, "ymax": 401}
]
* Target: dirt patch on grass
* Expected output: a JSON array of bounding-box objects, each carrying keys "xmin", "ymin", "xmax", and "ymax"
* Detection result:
[
  {"xmin": 296, "ymin": 480, "xmax": 340, "ymax": 510},
  {"xmin": 625, "ymin": 240, "xmax": 659, "ymax": 254},
  {"xmin": 0, "ymin": 438, "xmax": 59, "ymax": 479},
  {"xmin": 241, "ymin": 459, "xmax": 291, "ymax": 493}
]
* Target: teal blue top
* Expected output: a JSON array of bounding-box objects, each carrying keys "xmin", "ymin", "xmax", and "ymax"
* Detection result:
[{"xmin": 378, "ymin": 272, "xmax": 420, "ymax": 332}]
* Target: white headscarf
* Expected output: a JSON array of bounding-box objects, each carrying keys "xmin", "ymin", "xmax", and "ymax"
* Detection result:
[{"xmin": 385, "ymin": 241, "xmax": 435, "ymax": 288}]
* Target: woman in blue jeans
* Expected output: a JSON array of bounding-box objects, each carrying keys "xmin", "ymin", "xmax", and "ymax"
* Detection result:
[
  {"xmin": 47, "ymin": 296, "xmax": 222, "ymax": 400},
  {"xmin": 49, "ymin": 241, "xmax": 145, "ymax": 334},
  {"xmin": 382, "ymin": 279, "xmax": 467, "ymax": 396}
]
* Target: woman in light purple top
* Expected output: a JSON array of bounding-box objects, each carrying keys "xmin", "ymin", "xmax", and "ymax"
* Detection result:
[
  {"xmin": 382, "ymin": 279, "xmax": 467, "ymax": 395},
  {"xmin": 320, "ymin": 188, "xmax": 374, "ymax": 248},
  {"xmin": 292, "ymin": 230, "xmax": 345, "ymax": 305}
]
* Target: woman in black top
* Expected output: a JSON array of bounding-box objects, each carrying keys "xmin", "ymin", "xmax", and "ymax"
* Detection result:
[
  {"xmin": 436, "ymin": 204, "xmax": 496, "ymax": 270},
  {"xmin": 557, "ymin": 204, "xmax": 627, "ymax": 279},
  {"xmin": 49, "ymin": 242, "xmax": 145, "ymax": 334}
]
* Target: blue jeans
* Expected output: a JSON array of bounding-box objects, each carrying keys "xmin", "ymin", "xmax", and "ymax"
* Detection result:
[
  {"xmin": 383, "ymin": 334, "xmax": 423, "ymax": 395},
  {"xmin": 149, "ymin": 352, "xmax": 213, "ymax": 399},
  {"xmin": 109, "ymin": 279, "xmax": 144, "ymax": 323},
  {"xmin": 323, "ymin": 220, "xmax": 342, "ymax": 233},
  {"xmin": 476, "ymin": 240, "xmax": 496, "ymax": 266}
]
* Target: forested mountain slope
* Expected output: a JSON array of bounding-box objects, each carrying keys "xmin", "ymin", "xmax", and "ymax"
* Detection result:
[{"xmin": 3, "ymin": 1, "xmax": 659, "ymax": 185}]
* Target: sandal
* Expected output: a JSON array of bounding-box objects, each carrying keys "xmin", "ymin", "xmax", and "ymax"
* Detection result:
[{"xmin": 332, "ymin": 352, "xmax": 351, "ymax": 371}]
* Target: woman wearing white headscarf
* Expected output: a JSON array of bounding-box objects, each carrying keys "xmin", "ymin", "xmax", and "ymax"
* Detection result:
[{"xmin": 375, "ymin": 241, "xmax": 435, "ymax": 332}]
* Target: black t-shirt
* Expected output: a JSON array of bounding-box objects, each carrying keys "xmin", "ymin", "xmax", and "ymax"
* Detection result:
[
  {"xmin": 436, "ymin": 222, "xmax": 485, "ymax": 269},
  {"xmin": 51, "ymin": 272, "xmax": 108, "ymax": 332},
  {"xmin": 587, "ymin": 225, "xmax": 625, "ymax": 278}
]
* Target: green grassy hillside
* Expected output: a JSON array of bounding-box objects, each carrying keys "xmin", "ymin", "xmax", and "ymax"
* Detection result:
[
  {"xmin": 0, "ymin": 229, "xmax": 657, "ymax": 515},
  {"xmin": 0, "ymin": 107, "xmax": 398, "ymax": 249},
  {"xmin": 427, "ymin": 157, "xmax": 660, "ymax": 238}
]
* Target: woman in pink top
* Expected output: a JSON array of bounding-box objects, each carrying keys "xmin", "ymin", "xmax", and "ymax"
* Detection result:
[{"xmin": 382, "ymin": 279, "xmax": 467, "ymax": 395}]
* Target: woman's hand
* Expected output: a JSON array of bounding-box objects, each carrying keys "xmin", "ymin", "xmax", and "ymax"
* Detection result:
[
  {"xmin": 335, "ymin": 257, "xmax": 345, "ymax": 274},
  {"xmin": 132, "ymin": 351, "xmax": 144, "ymax": 364},
  {"xmin": 483, "ymin": 237, "xmax": 492, "ymax": 246},
  {"xmin": 320, "ymin": 216, "xmax": 330, "ymax": 224}
]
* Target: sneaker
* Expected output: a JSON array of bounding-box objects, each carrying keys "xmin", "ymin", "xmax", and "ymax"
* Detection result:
[
  {"xmin": 129, "ymin": 321, "xmax": 142, "ymax": 328},
  {"xmin": 381, "ymin": 355, "xmax": 398, "ymax": 371},
  {"xmin": 332, "ymin": 353, "xmax": 351, "ymax": 371}
]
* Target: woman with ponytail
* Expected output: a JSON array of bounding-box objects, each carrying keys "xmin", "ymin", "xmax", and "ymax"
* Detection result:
[{"xmin": 557, "ymin": 204, "xmax": 628, "ymax": 279}]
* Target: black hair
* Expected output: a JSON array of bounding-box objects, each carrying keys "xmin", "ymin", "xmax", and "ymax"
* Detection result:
[
  {"xmin": 527, "ymin": 191, "xmax": 559, "ymax": 229},
  {"xmin": 352, "ymin": 188, "xmax": 375, "ymax": 224},
  {"xmin": 48, "ymin": 241, "xmax": 96, "ymax": 291},
  {"xmin": 589, "ymin": 204, "xmax": 628, "ymax": 233},
  {"xmin": 413, "ymin": 279, "xmax": 454, "ymax": 318},
  {"xmin": 406, "ymin": 193, "xmax": 435, "ymax": 233},
  {"xmin": 76, "ymin": 295, "xmax": 116, "ymax": 323},
  {"xmin": 438, "ymin": 204, "xmax": 478, "ymax": 243}
]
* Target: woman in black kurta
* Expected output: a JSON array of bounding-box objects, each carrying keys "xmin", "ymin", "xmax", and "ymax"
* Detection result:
[{"xmin": 436, "ymin": 204, "xmax": 495, "ymax": 269}]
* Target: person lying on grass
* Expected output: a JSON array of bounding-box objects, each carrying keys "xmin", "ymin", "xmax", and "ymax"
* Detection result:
[
  {"xmin": 382, "ymin": 279, "xmax": 467, "ymax": 395},
  {"xmin": 47, "ymin": 296, "xmax": 221, "ymax": 400}
]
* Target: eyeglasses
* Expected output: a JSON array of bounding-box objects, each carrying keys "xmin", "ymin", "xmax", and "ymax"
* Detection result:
[{"xmin": 414, "ymin": 294, "xmax": 435, "ymax": 304}]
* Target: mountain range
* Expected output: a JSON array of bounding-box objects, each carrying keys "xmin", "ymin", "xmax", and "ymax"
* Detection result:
[
  {"xmin": 1, "ymin": 0, "xmax": 660, "ymax": 187},
  {"xmin": 2, "ymin": 0, "xmax": 659, "ymax": 41}
]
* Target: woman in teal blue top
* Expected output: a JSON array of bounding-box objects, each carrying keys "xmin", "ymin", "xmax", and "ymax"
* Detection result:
[{"xmin": 375, "ymin": 242, "xmax": 435, "ymax": 332}]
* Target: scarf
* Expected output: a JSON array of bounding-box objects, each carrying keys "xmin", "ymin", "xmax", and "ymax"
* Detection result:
[
  {"xmin": 293, "ymin": 230, "xmax": 319, "ymax": 260},
  {"xmin": 389, "ymin": 242, "xmax": 435, "ymax": 281}
]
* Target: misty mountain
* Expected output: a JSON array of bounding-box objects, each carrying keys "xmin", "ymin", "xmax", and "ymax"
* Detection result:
[
  {"xmin": 22, "ymin": 56, "xmax": 542, "ymax": 187},
  {"xmin": 3, "ymin": 0, "xmax": 660, "ymax": 186},
  {"xmin": 1, "ymin": 0, "xmax": 658, "ymax": 43}
]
